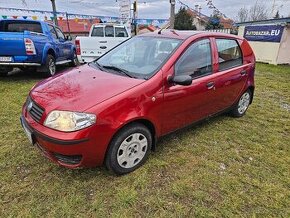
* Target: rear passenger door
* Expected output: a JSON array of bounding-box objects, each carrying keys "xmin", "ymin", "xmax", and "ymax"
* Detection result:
[
  {"xmin": 48, "ymin": 24, "xmax": 63, "ymax": 61},
  {"xmin": 55, "ymin": 27, "xmax": 71, "ymax": 60},
  {"xmin": 210, "ymin": 38, "xmax": 248, "ymax": 114}
]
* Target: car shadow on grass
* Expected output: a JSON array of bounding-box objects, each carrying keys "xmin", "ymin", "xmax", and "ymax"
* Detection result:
[{"xmin": 0, "ymin": 66, "xmax": 75, "ymax": 81}]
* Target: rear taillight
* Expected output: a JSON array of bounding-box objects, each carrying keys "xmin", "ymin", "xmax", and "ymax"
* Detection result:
[
  {"xmin": 75, "ymin": 39, "xmax": 81, "ymax": 55},
  {"xmin": 24, "ymin": 38, "xmax": 36, "ymax": 55}
]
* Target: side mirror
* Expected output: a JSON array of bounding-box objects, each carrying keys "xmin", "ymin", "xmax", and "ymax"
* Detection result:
[
  {"xmin": 66, "ymin": 35, "xmax": 72, "ymax": 41},
  {"xmin": 168, "ymin": 75, "xmax": 192, "ymax": 86}
]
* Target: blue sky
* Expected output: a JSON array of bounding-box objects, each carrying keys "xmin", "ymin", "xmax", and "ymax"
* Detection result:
[{"xmin": 0, "ymin": 0, "xmax": 289, "ymax": 20}]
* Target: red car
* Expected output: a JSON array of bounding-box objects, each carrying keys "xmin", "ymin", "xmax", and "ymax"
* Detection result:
[{"xmin": 21, "ymin": 30, "xmax": 255, "ymax": 174}]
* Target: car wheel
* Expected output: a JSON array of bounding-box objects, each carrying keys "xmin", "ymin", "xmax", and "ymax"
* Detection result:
[
  {"xmin": 105, "ymin": 123, "xmax": 152, "ymax": 175},
  {"xmin": 69, "ymin": 51, "xmax": 79, "ymax": 67},
  {"xmin": 231, "ymin": 90, "xmax": 252, "ymax": 117},
  {"xmin": 44, "ymin": 55, "xmax": 56, "ymax": 77}
]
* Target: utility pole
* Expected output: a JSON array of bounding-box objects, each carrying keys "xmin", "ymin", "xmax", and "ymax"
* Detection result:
[
  {"xmin": 170, "ymin": 0, "xmax": 176, "ymax": 29},
  {"xmin": 51, "ymin": 0, "xmax": 58, "ymax": 26},
  {"xmin": 133, "ymin": 0, "xmax": 138, "ymax": 35}
]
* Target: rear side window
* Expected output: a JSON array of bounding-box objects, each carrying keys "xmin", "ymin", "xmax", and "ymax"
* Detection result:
[
  {"xmin": 0, "ymin": 21, "xmax": 42, "ymax": 33},
  {"xmin": 105, "ymin": 26, "xmax": 114, "ymax": 37},
  {"xmin": 91, "ymin": 27, "xmax": 104, "ymax": 37},
  {"xmin": 115, "ymin": 27, "xmax": 128, "ymax": 37},
  {"xmin": 216, "ymin": 39, "xmax": 243, "ymax": 71},
  {"xmin": 175, "ymin": 39, "xmax": 212, "ymax": 78},
  {"xmin": 48, "ymin": 25, "xmax": 57, "ymax": 39}
]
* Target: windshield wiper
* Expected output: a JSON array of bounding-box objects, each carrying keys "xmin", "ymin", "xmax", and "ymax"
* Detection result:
[{"xmin": 102, "ymin": 65, "xmax": 135, "ymax": 78}]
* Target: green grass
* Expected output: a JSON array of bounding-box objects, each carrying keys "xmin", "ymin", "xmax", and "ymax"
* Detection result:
[{"xmin": 0, "ymin": 64, "xmax": 290, "ymax": 217}]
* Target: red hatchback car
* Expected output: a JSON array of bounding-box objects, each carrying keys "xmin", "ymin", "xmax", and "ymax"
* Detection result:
[{"xmin": 21, "ymin": 30, "xmax": 255, "ymax": 174}]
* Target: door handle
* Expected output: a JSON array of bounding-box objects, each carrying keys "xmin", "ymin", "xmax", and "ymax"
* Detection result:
[
  {"xmin": 206, "ymin": 81, "xmax": 215, "ymax": 90},
  {"xmin": 240, "ymin": 70, "xmax": 247, "ymax": 76}
]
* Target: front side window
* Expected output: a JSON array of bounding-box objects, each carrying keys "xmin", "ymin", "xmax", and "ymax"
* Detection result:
[
  {"xmin": 96, "ymin": 37, "xmax": 182, "ymax": 79},
  {"xmin": 216, "ymin": 39, "xmax": 243, "ymax": 71},
  {"xmin": 175, "ymin": 39, "xmax": 212, "ymax": 78}
]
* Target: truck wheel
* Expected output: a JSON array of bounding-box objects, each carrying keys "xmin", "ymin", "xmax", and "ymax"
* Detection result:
[
  {"xmin": 70, "ymin": 51, "xmax": 79, "ymax": 67},
  {"xmin": 44, "ymin": 55, "xmax": 56, "ymax": 77},
  {"xmin": 105, "ymin": 123, "xmax": 152, "ymax": 175}
]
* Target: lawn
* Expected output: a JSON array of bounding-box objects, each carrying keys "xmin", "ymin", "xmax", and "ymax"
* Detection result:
[{"xmin": 0, "ymin": 63, "xmax": 289, "ymax": 217}]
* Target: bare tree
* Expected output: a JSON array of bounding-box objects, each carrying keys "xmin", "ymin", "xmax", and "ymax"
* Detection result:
[
  {"xmin": 236, "ymin": 0, "xmax": 269, "ymax": 22},
  {"xmin": 249, "ymin": 0, "xmax": 269, "ymax": 21},
  {"xmin": 236, "ymin": 7, "xmax": 249, "ymax": 23}
]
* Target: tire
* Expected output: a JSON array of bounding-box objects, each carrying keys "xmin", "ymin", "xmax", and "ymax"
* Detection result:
[
  {"xmin": 44, "ymin": 55, "xmax": 56, "ymax": 77},
  {"xmin": 105, "ymin": 123, "xmax": 152, "ymax": 175},
  {"xmin": 69, "ymin": 51, "xmax": 79, "ymax": 67},
  {"xmin": 231, "ymin": 89, "xmax": 252, "ymax": 118}
]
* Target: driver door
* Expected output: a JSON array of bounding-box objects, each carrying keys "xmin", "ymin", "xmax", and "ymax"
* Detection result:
[{"xmin": 162, "ymin": 38, "xmax": 218, "ymax": 134}]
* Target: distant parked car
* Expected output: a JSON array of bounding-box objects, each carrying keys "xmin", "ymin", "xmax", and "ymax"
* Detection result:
[
  {"xmin": 0, "ymin": 19, "xmax": 78, "ymax": 77},
  {"xmin": 21, "ymin": 30, "xmax": 255, "ymax": 175},
  {"xmin": 75, "ymin": 23, "xmax": 130, "ymax": 63}
]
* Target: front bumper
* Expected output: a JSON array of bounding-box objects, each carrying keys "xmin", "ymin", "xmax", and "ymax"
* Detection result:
[
  {"xmin": 0, "ymin": 62, "xmax": 41, "ymax": 66},
  {"xmin": 20, "ymin": 110, "xmax": 113, "ymax": 168}
]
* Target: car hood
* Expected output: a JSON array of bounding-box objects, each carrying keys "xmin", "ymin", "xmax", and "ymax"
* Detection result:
[{"xmin": 30, "ymin": 64, "xmax": 144, "ymax": 112}]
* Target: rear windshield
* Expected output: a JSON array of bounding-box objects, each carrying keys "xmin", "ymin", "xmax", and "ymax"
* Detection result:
[{"xmin": 0, "ymin": 21, "xmax": 42, "ymax": 33}]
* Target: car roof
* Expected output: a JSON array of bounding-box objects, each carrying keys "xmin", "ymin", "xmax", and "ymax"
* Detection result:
[{"xmin": 140, "ymin": 29, "xmax": 243, "ymax": 41}]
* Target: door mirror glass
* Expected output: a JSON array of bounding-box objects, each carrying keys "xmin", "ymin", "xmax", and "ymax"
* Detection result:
[{"xmin": 169, "ymin": 75, "xmax": 192, "ymax": 86}]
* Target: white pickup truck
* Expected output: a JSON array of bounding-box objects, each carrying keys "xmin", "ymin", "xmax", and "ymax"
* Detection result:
[{"xmin": 75, "ymin": 24, "xmax": 130, "ymax": 63}]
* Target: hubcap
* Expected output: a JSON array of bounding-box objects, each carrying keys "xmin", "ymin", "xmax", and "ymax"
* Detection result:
[
  {"xmin": 49, "ymin": 59, "xmax": 56, "ymax": 75},
  {"xmin": 238, "ymin": 92, "xmax": 250, "ymax": 114},
  {"xmin": 117, "ymin": 133, "xmax": 148, "ymax": 169}
]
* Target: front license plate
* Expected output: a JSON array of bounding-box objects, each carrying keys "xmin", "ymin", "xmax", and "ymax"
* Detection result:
[
  {"xmin": 21, "ymin": 119, "xmax": 33, "ymax": 144},
  {"xmin": 0, "ymin": 56, "xmax": 12, "ymax": 62}
]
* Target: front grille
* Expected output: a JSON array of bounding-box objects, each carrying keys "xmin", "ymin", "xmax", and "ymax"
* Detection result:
[
  {"xmin": 53, "ymin": 153, "xmax": 82, "ymax": 165},
  {"xmin": 27, "ymin": 97, "xmax": 44, "ymax": 123}
]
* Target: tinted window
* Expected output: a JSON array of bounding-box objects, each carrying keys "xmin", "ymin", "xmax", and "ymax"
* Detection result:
[
  {"xmin": 0, "ymin": 21, "xmax": 42, "ymax": 33},
  {"xmin": 91, "ymin": 27, "xmax": 104, "ymax": 37},
  {"xmin": 55, "ymin": 27, "xmax": 65, "ymax": 40},
  {"xmin": 216, "ymin": 39, "xmax": 243, "ymax": 71},
  {"xmin": 175, "ymin": 39, "xmax": 212, "ymax": 78},
  {"xmin": 48, "ymin": 25, "xmax": 57, "ymax": 39},
  {"xmin": 115, "ymin": 27, "xmax": 128, "ymax": 37},
  {"xmin": 105, "ymin": 26, "xmax": 114, "ymax": 37}
]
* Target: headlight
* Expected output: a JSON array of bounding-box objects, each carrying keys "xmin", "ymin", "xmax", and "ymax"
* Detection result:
[{"xmin": 44, "ymin": 110, "xmax": 96, "ymax": 132}]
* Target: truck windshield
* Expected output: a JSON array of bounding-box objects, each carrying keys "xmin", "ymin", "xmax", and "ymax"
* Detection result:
[
  {"xmin": 0, "ymin": 21, "xmax": 42, "ymax": 33},
  {"xmin": 95, "ymin": 36, "xmax": 182, "ymax": 79}
]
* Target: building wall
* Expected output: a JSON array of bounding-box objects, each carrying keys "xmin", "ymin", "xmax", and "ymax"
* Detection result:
[
  {"xmin": 277, "ymin": 26, "xmax": 290, "ymax": 65},
  {"xmin": 238, "ymin": 25, "xmax": 282, "ymax": 65}
]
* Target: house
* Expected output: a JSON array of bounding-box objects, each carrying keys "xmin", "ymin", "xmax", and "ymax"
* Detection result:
[{"xmin": 56, "ymin": 18, "xmax": 101, "ymax": 39}]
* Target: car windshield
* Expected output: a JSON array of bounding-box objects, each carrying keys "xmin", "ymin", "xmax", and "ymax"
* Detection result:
[{"xmin": 95, "ymin": 36, "xmax": 182, "ymax": 79}]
